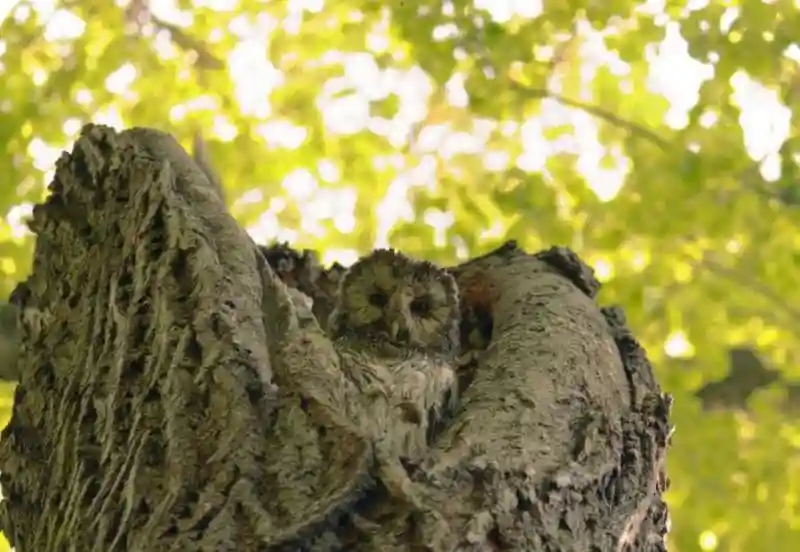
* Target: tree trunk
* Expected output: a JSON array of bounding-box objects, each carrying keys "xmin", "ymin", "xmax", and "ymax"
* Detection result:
[{"xmin": 0, "ymin": 125, "xmax": 672, "ymax": 551}]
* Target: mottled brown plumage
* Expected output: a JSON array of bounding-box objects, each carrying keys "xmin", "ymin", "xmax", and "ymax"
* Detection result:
[
  {"xmin": 329, "ymin": 248, "xmax": 460, "ymax": 355},
  {"xmin": 328, "ymin": 249, "xmax": 460, "ymax": 508},
  {"xmin": 261, "ymin": 248, "xmax": 461, "ymax": 549}
]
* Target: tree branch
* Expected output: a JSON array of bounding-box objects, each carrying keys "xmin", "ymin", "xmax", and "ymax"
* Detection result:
[
  {"xmin": 509, "ymin": 82, "xmax": 672, "ymax": 151},
  {"xmin": 699, "ymin": 253, "xmax": 800, "ymax": 328}
]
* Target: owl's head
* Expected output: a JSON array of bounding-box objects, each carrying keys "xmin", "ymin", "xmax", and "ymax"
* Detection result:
[{"xmin": 329, "ymin": 249, "xmax": 460, "ymax": 354}]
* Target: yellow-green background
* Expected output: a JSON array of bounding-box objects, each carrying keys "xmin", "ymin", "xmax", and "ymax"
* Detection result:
[{"xmin": 1, "ymin": 0, "xmax": 799, "ymax": 550}]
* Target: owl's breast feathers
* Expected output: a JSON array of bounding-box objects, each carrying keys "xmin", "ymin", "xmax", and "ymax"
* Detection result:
[{"xmin": 338, "ymin": 342, "xmax": 458, "ymax": 459}]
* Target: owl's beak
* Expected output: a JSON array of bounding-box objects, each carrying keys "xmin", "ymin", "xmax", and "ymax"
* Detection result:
[
  {"xmin": 387, "ymin": 292, "xmax": 411, "ymax": 342},
  {"xmin": 389, "ymin": 319, "xmax": 409, "ymax": 342}
]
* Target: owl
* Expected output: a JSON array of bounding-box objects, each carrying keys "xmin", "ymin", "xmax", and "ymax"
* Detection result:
[
  {"xmin": 257, "ymin": 248, "xmax": 461, "ymax": 550},
  {"xmin": 329, "ymin": 248, "xmax": 460, "ymax": 353},
  {"xmin": 328, "ymin": 248, "xmax": 461, "ymax": 472}
]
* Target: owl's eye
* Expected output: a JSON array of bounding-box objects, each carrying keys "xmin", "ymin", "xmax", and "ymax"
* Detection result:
[
  {"xmin": 410, "ymin": 295, "xmax": 432, "ymax": 316},
  {"xmin": 369, "ymin": 291, "xmax": 389, "ymax": 307}
]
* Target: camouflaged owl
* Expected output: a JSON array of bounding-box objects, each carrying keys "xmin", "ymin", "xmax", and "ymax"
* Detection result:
[{"xmin": 328, "ymin": 248, "xmax": 461, "ymax": 462}]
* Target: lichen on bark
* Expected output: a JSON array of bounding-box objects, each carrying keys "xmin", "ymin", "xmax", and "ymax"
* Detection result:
[{"xmin": 0, "ymin": 124, "xmax": 672, "ymax": 552}]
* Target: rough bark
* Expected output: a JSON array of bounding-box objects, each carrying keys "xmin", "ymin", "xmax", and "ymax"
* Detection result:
[{"xmin": 0, "ymin": 125, "xmax": 672, "ymax": 551}]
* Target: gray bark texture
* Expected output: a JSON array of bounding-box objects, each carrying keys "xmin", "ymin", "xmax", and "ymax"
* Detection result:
[{"xmin": 0, "ymin": 124, "xmax": 673, "ymax": 552}]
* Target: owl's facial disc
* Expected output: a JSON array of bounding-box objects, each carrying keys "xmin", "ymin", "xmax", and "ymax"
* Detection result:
[
  {"xmin": 381, "ymin": 285, "xmax": 436, "ymax": 347},
  {"xmin": 344, "ymin": 284, "xmax": 400, "ymax": 343},
  {"xmin": 334, "ymin": 250, "xmax": 458, "ymax": 352}
]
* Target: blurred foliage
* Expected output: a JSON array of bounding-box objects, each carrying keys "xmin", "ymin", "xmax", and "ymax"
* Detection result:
[{"xmin": 1, "ymin": 0, "xmax": 800, "ymax": 550}]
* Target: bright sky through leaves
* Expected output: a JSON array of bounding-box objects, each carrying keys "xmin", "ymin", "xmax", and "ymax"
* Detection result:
[{"xmin": 0, "ymin": 0, "xmax": 790, "ymax": 265}]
